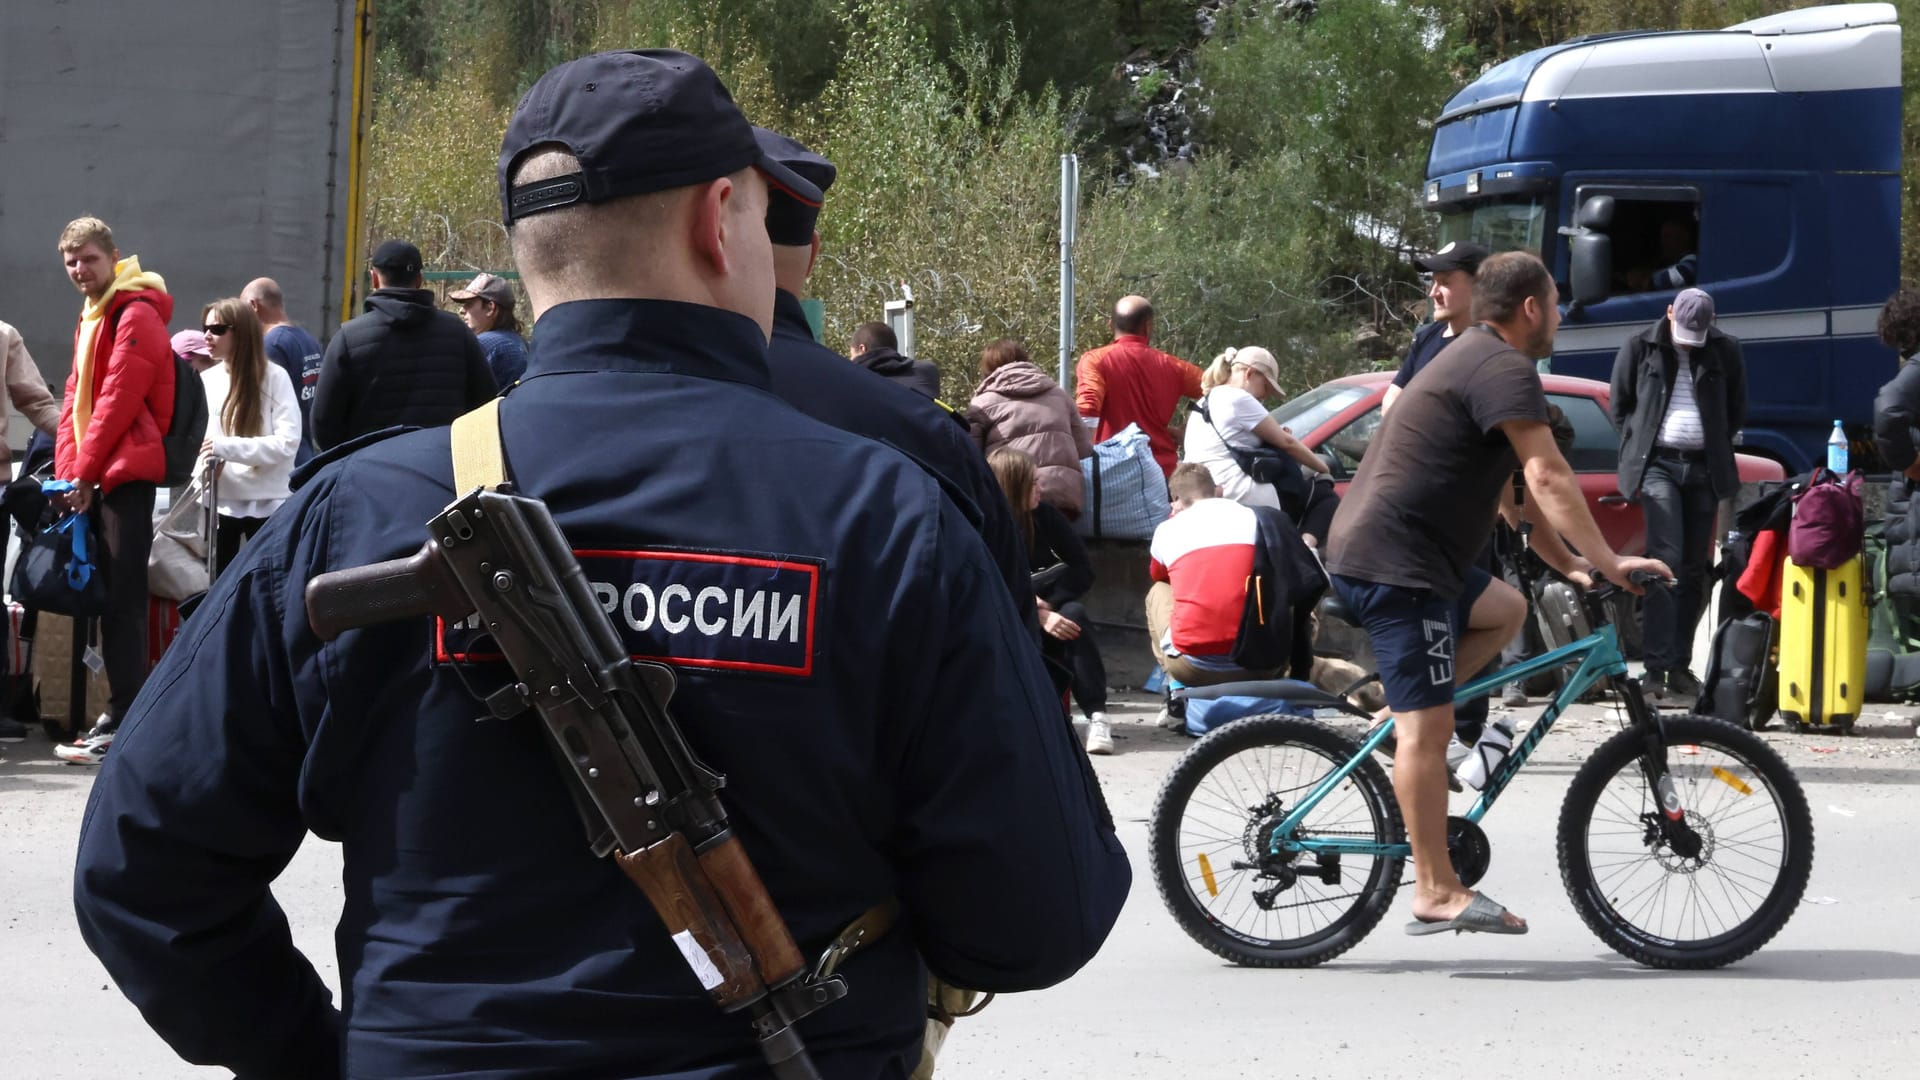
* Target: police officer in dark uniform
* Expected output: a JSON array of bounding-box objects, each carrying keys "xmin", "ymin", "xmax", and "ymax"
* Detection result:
[
  {"xmin": 752, "ymin": 125, "xmax": 1032, "ymax": 611},
  {"xmin": 74, "ymin": 50, "xmax": 1131, "ymax": 1080}
]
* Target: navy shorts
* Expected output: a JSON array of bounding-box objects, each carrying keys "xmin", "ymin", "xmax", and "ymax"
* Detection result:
[{"xmin": 1330, "ymin": 568, "xmax": 1493, "ymax": 713}]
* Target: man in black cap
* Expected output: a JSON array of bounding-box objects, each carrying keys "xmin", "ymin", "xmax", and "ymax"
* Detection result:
[
  {"xmin": 308, "ymin": 238, "xmax": 496, "ymax": 450},
  {"xmin": 74, "ymin": 49, "xmax": 1129, "ymax": 1080},
  {"xmin": 753, "ymin": 125, "xmax": 1031, "ymax": 612},
  {"xmin": 1382, "ymin": 240, "xmax": 1492, "ymax": 414}
]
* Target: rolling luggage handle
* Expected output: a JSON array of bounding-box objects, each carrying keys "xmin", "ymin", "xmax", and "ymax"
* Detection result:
[{"xmin": 202, "ymin": 458, "xmax": 220, "ymax": 583}]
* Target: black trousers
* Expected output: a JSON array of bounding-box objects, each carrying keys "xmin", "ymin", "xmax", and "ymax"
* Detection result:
[
  {"xmin": 98, "ymin": 482, "xmax": 155, "ymax": 725},
  {"xmin": 1640, "ymin": 452, "xmax": 1719, "ymax": 673},
  {"xmin": 1044, "ymin": 601, "xmax": 1108, "ymax": 717},
  {"xmin": 215, "ymin": 514, "xmax": 269, "ymax": 579}
]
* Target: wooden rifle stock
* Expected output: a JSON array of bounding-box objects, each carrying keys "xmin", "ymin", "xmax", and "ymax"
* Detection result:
[
  {"xmin": 698, "ymin": 833, "xmax": 808, "ymax": 989},
  {"xmin": 614, "ymin": 833, "xmax": 763, "ymax": 1009}
]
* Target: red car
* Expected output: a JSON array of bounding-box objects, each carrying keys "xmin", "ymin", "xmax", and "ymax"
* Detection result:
[{"xmin": 1272, "ymin": 371, "xmax": 1786, "ymax": 556}]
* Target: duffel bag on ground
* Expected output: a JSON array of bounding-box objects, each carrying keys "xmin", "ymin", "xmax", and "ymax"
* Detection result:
[{"xmin": 1695, "ymin": 612, "xmax": 1777, "ymax": 731}]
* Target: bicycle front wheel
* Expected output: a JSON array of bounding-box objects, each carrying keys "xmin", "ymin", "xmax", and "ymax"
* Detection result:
[
  {"xmin": 1557, "ymin": 715, "xmax": 1813, "ymax": 969},
  {"xmin": 1150, "ymin": 715, "xmax": 1404, "ymax": 967}
]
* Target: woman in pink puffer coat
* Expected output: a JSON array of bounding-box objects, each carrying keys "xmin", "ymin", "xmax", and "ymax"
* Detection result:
[{"xmin": 968, "ymin": 339, "xmax": 1094, "ymax": 519}]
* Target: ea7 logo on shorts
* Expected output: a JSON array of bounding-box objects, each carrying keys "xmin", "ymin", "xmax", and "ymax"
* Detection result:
[
  {"xmin": 437, "ymin": 548, "xmax": 822, "ymax": 677},
  {"xmin": 1423, "ymin": 618, "xmax": 1454, "ymax": 686}
]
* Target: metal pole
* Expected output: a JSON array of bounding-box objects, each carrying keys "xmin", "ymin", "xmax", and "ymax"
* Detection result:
[{"xmin": 1058, "ymin": 154, "xmax": 1079, "ymax": 388}]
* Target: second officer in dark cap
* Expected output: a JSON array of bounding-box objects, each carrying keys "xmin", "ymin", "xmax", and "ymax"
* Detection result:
[
  {"xmin": 753, "ymin": 125, "xmax": 1033, "ymax": 611},
  {"xmin": 74, "ymin": 49, "xmax": 1130, "ymax": 1080}
]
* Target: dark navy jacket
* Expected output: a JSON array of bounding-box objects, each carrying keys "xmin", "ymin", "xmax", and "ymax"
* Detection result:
[
  {"xmin": 766, "ymin": 289, "xmax": 1029, "ymax": 609},
  {"xmin": 74, "ymin": 299, "xmax": 1131, "ymax": 1080}
]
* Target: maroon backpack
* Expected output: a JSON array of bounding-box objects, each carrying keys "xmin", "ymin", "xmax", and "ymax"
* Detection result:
[{"xmin": 1788, "ymin": 468, "xmax": 1865, "ymax": 569}]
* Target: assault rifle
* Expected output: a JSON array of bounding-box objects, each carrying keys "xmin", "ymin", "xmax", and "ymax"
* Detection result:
[{"xmin": 305, "ymin": 487, "xmax": 849, "ymax": 1078}]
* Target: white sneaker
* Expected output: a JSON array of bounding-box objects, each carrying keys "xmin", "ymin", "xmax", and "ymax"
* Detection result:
[
  {"xmin": 55, "ymin": 730, "xmax": 113, "ymax": 765},
  {"xmin": 1085, "ymin": 713, "xmax": 1114, "ymax": 756},
  {"xmin": 1446, "ymin": 735, "xmax": 1470, "ymax": 772}
]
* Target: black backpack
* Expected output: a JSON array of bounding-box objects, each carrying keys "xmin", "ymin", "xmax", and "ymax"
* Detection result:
[{"xmin": 161, "ymin": 353, "xmax": 208, "ymax": 487}]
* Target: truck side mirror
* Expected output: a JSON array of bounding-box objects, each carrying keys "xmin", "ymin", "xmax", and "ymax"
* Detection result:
[
  {"xmin": 1558, "ymin": 195, "xmax": 1616, "ymax": 310},
  {"xmin": 1568, "ymin": 233, "xmax": 1613, "ymax": 307},
  {"xmin": 1575, "ymin": 194, "xmax": 1615, "ymax": 230}
]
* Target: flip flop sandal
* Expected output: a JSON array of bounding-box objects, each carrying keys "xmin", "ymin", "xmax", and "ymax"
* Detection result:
[{"xmin": 1405, "ymin": 892, "xmax": 1529, "ymax": 936}]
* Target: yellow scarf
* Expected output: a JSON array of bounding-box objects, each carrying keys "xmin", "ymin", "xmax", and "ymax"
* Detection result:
[{"xmin": 71, "ymin": 255, "xmax": 167, "ymax": 451}]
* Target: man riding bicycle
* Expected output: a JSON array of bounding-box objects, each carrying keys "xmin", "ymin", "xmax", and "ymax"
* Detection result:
[{"xmin": 1325, "ymin": 252, "xmax": 1671, "ymax": 936}]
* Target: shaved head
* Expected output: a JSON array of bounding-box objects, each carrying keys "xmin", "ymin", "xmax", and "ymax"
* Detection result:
[
  {"xmin": 1113, "ymin": 295, "xmax": 1154, "ymax": 338},
  {"xmin": 242, "ymin": 277, "xmax": 285, "ymax": 318}
]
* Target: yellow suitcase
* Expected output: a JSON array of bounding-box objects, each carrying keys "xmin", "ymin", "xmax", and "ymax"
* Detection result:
[{"xmin": 1779, "ymin": 555, "xmax": 1867, "ymax": 732}]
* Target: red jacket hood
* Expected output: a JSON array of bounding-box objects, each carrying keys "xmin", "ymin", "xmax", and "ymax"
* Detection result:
[{"xmin": 103, "ymin": 286, "xmax": 174, "ymax": 326}]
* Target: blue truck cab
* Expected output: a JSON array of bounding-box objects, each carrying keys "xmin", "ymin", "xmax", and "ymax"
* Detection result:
[{"xmin": 1424, "ymin": 2, "xmax": 1902, "ymax": 471}]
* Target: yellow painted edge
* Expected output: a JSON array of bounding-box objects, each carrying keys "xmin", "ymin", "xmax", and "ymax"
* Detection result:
[{"xmin": 340, "ymin": 0, "xmax": 375, "ymax": 326}]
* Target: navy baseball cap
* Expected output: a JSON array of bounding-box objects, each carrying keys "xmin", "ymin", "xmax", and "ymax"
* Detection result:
[
  {"xmin": 370, "ymin": 239, "xmax": 423, "ymax": 277},
  {"xmin": 1414, "ymin": 241, "xmax": 1491, "ymax": 275},
  {"xmin": 753, "ymin": 127, "xmax": 836, "ymax": 246},
  {"xmin": 498, "ymin": 50, "xmax": 823, "ymax": 225}
]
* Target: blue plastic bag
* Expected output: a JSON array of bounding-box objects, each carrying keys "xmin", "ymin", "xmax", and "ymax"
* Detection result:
[{"xmin": 1185, "ymin": 694, "xmax": 1310, "ymax": 737}]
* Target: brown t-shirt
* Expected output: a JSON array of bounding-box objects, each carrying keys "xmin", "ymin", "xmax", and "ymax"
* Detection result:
[{"xmin": 1326, "ymin": 327, "xmax": 1550, "ymax": 597}]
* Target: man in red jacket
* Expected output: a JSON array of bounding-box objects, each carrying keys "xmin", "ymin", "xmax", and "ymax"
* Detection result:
[
  {"xmin": 50, "ymin": 216, "xmax": 175, "ymax": 765},
  {"xmin": 1074, "ymin": 295, "xmax": 1202, "ymax": 478}
]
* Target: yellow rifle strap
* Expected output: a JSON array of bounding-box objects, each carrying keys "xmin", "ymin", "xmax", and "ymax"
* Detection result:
[{"xmin": 451, "ymin": 397, "xmax": 507, "ymax": 494}]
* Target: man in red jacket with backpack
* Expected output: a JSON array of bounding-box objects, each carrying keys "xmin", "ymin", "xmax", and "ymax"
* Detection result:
[{"xmin": 50, "ymin": 216, "xmax": 174, "ymax": 765}]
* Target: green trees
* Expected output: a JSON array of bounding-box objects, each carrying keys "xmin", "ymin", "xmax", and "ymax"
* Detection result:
[{"xmin": 365, "ymin": 0, "xmax": 1920, "ymax": 397}]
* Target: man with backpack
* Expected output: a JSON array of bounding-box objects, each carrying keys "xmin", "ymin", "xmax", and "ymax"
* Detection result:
[{"xmin": 49, "ymin": 217, "xmax": 177, "ymax": 764}]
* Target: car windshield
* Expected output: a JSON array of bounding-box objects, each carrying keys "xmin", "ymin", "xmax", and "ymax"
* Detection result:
[
  {"xmin": 1269, "ymin": 383, "xmax": 1371, "ymax": 437},
  {"xmin": 1437, "ymin": 197, "xmax": 1548, "ymax": 254}
]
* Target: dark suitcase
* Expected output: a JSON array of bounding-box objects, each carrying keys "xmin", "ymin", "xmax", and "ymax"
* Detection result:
[{"xmin": 1696, "ymin": 612, "xmax": 1778, "ymax": 731}]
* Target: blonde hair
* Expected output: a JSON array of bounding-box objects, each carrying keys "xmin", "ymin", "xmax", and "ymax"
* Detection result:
[
  {"xmin": 1202, "ymin": 347, "xmax": 1240, "ymax": 392},
  {"xmin": 987, "ymin": 447, "xmax": 1038, "ymax": 552},
  {"xmin": 59, "ymin": 216, "xmax": 114, "ymax": 255},
  {"xmin": 1168, "ymin": 462, "xmax": 1219, "ymax": 503}
]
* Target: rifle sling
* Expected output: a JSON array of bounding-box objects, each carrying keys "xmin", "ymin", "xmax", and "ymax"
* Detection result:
[{"xmin": 452, "ymin": 397, "xmax": 508, "ymax": 493}]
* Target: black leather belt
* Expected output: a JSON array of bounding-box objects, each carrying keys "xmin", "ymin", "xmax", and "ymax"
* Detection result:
[{"xmin": 1652, "ymin": 446, "xmax": 1706, "ymax": 461}]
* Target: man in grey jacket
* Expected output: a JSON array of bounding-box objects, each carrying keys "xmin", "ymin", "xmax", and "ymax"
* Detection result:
[{"xmin": 1608, "ymin": 287, "xmax": 1747, "ymax": 703}]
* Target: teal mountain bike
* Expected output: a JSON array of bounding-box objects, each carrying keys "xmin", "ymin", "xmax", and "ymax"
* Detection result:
[{"xmin": 1149, "ymin": 572, "xmax": 1814, "ymax": 969}]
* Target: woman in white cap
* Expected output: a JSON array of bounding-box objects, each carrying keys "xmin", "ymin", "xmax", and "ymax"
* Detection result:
[{"xmin": 1185, "ymin": 345, "xmax": 1328, "ymax": 512}]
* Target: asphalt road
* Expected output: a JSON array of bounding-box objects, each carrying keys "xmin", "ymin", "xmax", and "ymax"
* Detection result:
[{"xmin": 6, "ymin": 691, "xmax": 1919, "ymax": 1079}]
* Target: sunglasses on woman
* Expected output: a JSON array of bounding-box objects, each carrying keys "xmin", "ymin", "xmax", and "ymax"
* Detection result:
[{"xmin": 203, "ymin": 323, "xmax": 231, "ymax": 336}]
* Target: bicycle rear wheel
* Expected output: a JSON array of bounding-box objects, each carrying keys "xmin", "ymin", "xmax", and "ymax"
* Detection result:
[
  {"xmin": 1150, "ymin": 715, "xmax": 1404, "ymax": 967},
  {"xmin": 1557, "ymin": 715, "xmax": 1813, "ymax": 969}
]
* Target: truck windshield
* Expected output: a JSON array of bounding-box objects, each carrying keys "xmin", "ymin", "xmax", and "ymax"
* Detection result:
[{"xmin": 1437, "ymin": 197, "xmax": 1549, "ymax": 254}]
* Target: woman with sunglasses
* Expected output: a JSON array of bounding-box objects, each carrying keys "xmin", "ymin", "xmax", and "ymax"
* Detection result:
[{"xmin": 199, "ymin": 297, "xmax": 300, "ymax": 576}]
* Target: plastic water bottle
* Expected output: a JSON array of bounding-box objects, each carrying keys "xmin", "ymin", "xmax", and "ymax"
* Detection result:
[
  {"xmin": 1827, "ymin": 420, "xmax": 1849, "ymax": 473},
  {"xmin": 1455, "ymin": 720, "xmax": 1515, "ymax": 792}
]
